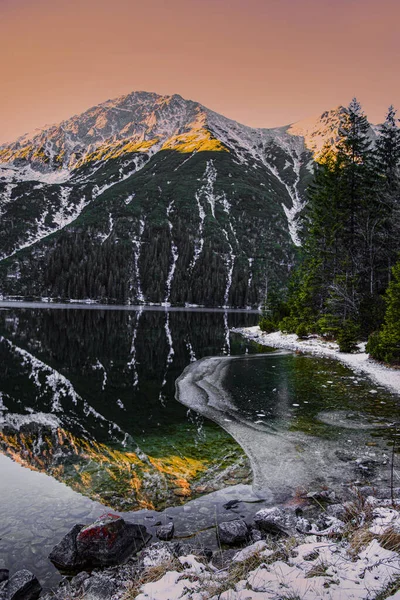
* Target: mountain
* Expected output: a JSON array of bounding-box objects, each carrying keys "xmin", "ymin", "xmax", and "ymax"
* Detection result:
[{"xmin": 0, "ymin": 91, "xmax": 353, "ymax": 307}]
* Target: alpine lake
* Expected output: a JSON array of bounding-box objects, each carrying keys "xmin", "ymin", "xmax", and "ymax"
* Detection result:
[{"xmin": 0, "ymin": 303, "xmax": 399, "ymax": 589}]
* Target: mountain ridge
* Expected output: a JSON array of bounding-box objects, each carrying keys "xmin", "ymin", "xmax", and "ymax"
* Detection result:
[
  {"xmin": 0, "ymin": 91, "xmax": 350, "ymax": 174},
  {"xmin": 0, "ymin": 92, "xmax": 372, "ymax": 307}
]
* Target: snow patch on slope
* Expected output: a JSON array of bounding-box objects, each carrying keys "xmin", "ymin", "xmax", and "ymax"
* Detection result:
[
  {"xmin": 164, "ymin": 200, "xmax": 178, "ymax": 306},
  {"xmin": 131, "ymin": 219, "xmax": 146, "ymax": 303},
  {"xmin": 0, "ymin": 193, "xmax": 89, "ymax": 261}
]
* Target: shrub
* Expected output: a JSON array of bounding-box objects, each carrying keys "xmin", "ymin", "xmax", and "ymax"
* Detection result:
[
  {"xmin": 337, "ymin": 321, "xmax": 360, "ymax": 353},
  {"xmin": 367, "ymin": 331, "xmax": 400, "ymax": 364},
  {"xmin": 279, "ymin": 316, "xmax": 298, "ymax": 334},
  {"xmin": 296, "ymin": 323, "xmax": 308, "ymax": 340},
  {"xmin": 366, "ymin": 261, "xmax": 400, "ymax": 365},
  {"xmin": 366, "ymin": 331, "xmax": 385, "ymax": 361},
  {"xmin": 316, "ymin": 314, "xmax": 341, "ymax": 340},
  {"xmin": 259, "ymin": 317, "xmax": 277, "ymax": 333}
]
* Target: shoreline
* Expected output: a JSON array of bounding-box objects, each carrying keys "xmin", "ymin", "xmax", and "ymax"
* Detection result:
[
  {"xmin": 233, "ymin": 326, "xmax": 400, "ymax": 396},
  {"xmin": 0, "ymin": 299, "xmax": 260, "ymax": 314}
]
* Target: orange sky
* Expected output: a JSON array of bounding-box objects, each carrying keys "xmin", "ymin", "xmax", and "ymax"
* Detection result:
[{"xmin": 0, "ymin": 0, "xmax": 399, "ymax": 143}]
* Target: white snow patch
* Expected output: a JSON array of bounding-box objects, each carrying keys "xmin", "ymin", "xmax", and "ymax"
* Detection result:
[
  {"xmin": 158, "ymin": 311, "xmax": 175, "ymax": 403},
  {"xmin": 164, "ymin": 200, "xmax": 178, "ymax": 305},
  {"xmin": 131, "ymin": 219, "xmax": 145, "ymax": 303},
  {"xmin": 97, "ymin": 212, "xmax": 114, "ymax": 244},
  {"xmin": 0, "ymin": 191, "xmax": 89, "ymax": 261},
  {"xmin": 0, "ymin": 411, "xmax": 60, "ymax": 430}
]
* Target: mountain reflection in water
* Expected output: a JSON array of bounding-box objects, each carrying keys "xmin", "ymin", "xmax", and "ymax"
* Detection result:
[{"xmin": 0, "ymin": 307, "xmax": 259, "ymax": 510}]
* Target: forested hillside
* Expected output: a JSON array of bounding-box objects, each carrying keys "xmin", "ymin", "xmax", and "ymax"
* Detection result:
[
  {"xmin": 262, "ymin": 99, "xmax": 400, "ymax": 364},
  {"xmin": 0, "ymin": 91, "xmax": 335, "ymax": 307}
]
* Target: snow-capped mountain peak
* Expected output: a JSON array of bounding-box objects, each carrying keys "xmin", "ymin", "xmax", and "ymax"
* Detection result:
[
  {"xmin": 0, "ymin": 91, "xmax": 379, "ymax": 308},
  {"xmin": 0, "ymin": 92, "xmax": 351, "ymax": 177},
  {"xmin": 286, "ymin": 106, "xmax": 348, "ymax": 158}
]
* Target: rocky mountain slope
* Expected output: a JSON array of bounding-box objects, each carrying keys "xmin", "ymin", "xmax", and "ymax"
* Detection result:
[{"xmin": 0, "ymin": 92, "xmax": 354, "ymax": 307}]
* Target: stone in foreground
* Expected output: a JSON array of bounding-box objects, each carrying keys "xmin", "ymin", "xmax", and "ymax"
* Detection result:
[
  {"xmin": 156, "ymin": 522, "xmax": 174, "ymax": 541},
  {"xmin": 49, "ymin": 514, "xmax": 150, "ymax": 571},
  {"xmin": 6, "ymin": 570, "xmax": 41, "ymax": 600},
  {"xmin": 218, "ymin": 519, "xmax": 249, "ymax": 545},
  {"xmin": 254, "ymin": 507, "xmax": 287, "ymax": 535},
  {"xmin": 49, "ymin": 524, "xmax": 84, "ymax": 571},
  {"xmin": 81, "ymin": 575, "xmax": 116, "ymax": 600}
]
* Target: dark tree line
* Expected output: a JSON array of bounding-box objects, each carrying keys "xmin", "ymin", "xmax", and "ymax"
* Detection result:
[{"xmin": 262, "ymin": 99, "xmax": 400, "ymax": 363}]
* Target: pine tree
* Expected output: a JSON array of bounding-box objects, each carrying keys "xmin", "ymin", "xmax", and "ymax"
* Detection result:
[
  {"xmin": 336, "ymin": 98, "xmax": 374, "ymax": 248},
  {"xmin": 374, "ymin": 105, "xmax": 400, "ymax": 285},
  {"xmin": 277, "ymin": 99, "xmax": 398, "ymax": 338},
  {"xmin": 376, "ymin": 106, "xmax": 400, "ymax": 188}
]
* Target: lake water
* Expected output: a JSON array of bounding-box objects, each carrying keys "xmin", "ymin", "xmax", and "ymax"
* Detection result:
[
  {"xmin": 0, "ymin": 304, "xmax": 399, "ymax": 589},
  {"xmin": 0, "ymin": 305, "xmax": 258, "ymax": 586}
]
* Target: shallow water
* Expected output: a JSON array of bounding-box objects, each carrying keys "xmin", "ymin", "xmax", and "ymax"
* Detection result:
[{"xmin": 177, "ymin": 352, "xmax": 400, "ymax": 502}]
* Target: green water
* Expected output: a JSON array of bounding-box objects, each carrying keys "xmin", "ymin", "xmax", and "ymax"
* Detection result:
[{"xmin": 224, "ymin": 353, "xmax": 399, "ymax": 443}]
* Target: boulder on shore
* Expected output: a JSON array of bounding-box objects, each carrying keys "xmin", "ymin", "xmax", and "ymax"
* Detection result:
[
  {"xmin": 217, "ymin": 519, "xmax": 249, "ymax": 545},
  {"xmin": 6, "ymin": 570, "xmax": 41, "ymax": 600},
  {"xmin": 49, "ymin": 524, "xmax": 84, "ymax": 571},
  {"xmin": 254, "ymin": 507, "xmax": 288, "ymax": 535},
  {"xmin": 49, "ymin": 514, "xmax": 150, "ymax": 572},
  {"xmin": 156, "ymin": 522, "xmax": 174, "ymax": 541}
]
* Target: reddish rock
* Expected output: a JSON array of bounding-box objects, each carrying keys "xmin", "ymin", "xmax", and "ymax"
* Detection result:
[{"xmin": 49, "ymin": 514, "xmax": 150, "ymax": 571}]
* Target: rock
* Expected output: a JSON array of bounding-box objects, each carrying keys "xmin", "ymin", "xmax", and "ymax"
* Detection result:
[
  {"xmin": 249, "ymin": 528, "xmax": 263, "ymax": 542},
  {"xmin": 335, "ymin": 450, "xmax": 355, "ymax": 462},
  {"xmin": 171, "ymin": 542, "xmax": 212, "ymax": 561},
  {"xmin": 232, "ymin": 541, "xmax": 269, "ymax": 563},
  {"xmin": 306, "ymin": 490, "xmax": 336, "ymax": 503},
  {"xmin": 7, "ymin": 570, "xmax": 41, "ymax": 600},
  {"xmin": 356, "ymin": 459, "xmax": 378, "ymax": 476},
  {"xmin": 217, "ymin": 519, "xmax": 249, "ymax": 545},
  {"xmin": 156, "ymin": 522, "xmax": 174, "ymax": 541},
  {"xmin": 70, "ymin": 572, "xmax": 90, "ymax": 589},
  {"xmin": 327, "ymin": 504, "xmax": 347, "ymax": 520},
  {"xmin": 357, "ymin": 486, "xmax": 400, "ymax": 500},
  {"xmin": 0, "ymin": 581, "xmax": 7, "ymax": 600},
  {"xmin": 76, "ymin": 514, "xmax": 150, "ymax": 567},
  {"xmin": 82, "ymin": 576, "xmax": 116, "ymax": 600},
  {"xmin": 140, "ymin": 543, "xmax": 175, "ymax": 568},
  {"xmin": 49, "ymin": 524, "xmax": 84, "ymax": 571},
  {"xmin": 295, "ymin": 517, "xmax": 312, "ymax": 533},
  {"xmin": 49, "ymin": 514, "xmax": 150, "ymax": 572},
  {"xmin": 315, "ymin": 515, "xmax": 332, "ymax": 531},
  {"xmin": 313, "ymin": 516, "xmax": 345, "ymax": 535},
  {"xmin": 254, "ymin": 507, "xmax": 287, "ymax": 535},
  {"xmin": 211, "ymin": 549, "xmax": 237, "ymax": 569},
  {"xmin": 0, "ymin": 572, "xmax": 8, "ymax": 584}
]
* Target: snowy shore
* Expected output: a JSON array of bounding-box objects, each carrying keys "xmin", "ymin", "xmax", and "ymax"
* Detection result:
[
  {"xmin": 38, "ymin": 493, "xmax": 400, "ymax": 600},
  {"xmin": 233, "ymin": 326, "xmax": 400, "ymax": 396}
]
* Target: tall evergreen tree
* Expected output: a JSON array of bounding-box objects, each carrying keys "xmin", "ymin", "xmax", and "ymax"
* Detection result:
[
  {"xmin": 336, "ymin": 98, "xmax": 374, "ymax": 248},
  {"xmin": 277, "ymin": 99, "xmax": 400, "ymax": 343},
  {"xmin": 376, "ymin": 106, "xmax": 400, "ymax": 187},
  {"xmin": 374, "ymin": 105, "xmax": 400, "ymax": 285}
]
